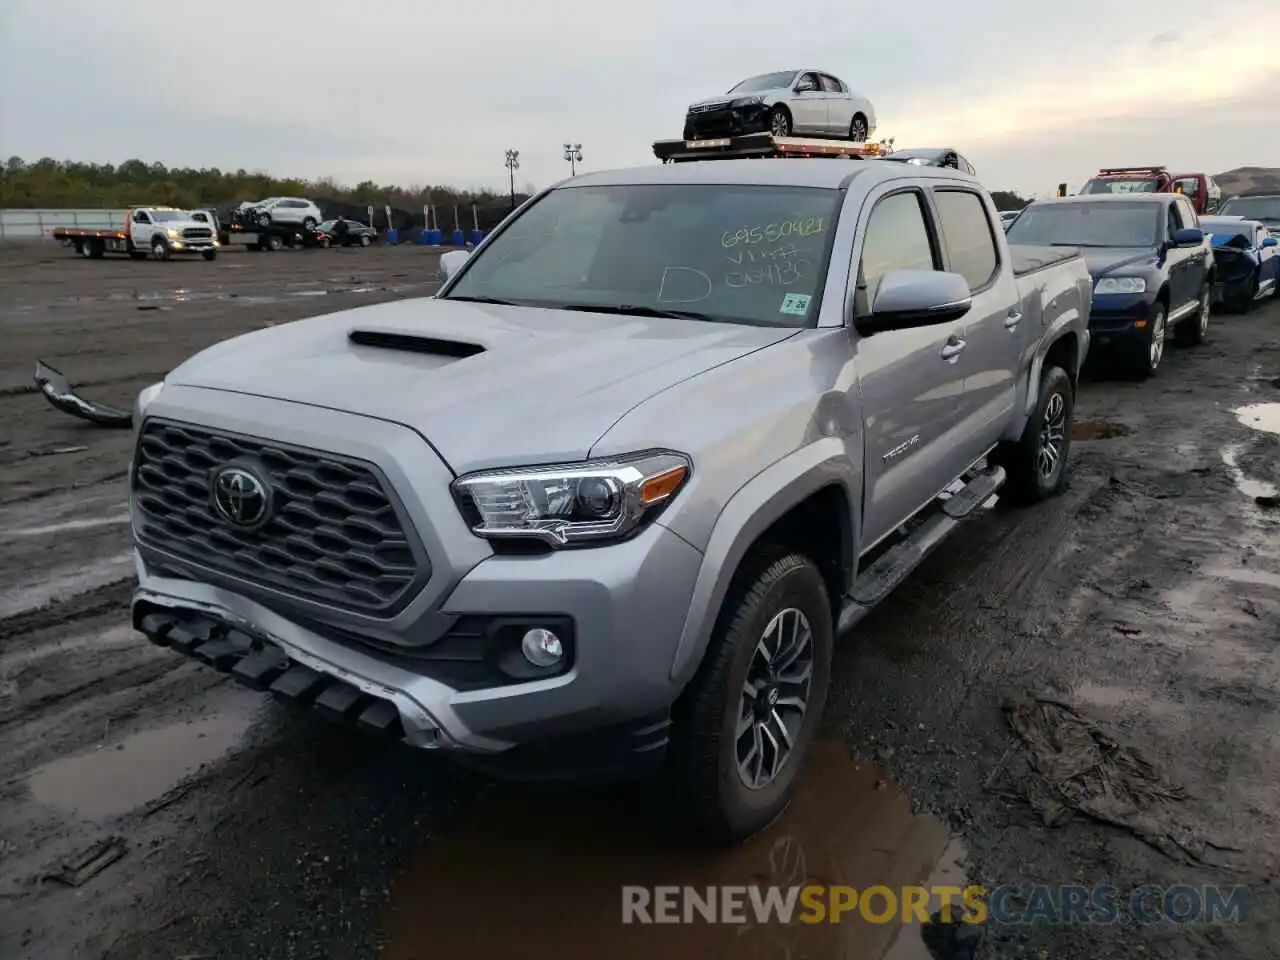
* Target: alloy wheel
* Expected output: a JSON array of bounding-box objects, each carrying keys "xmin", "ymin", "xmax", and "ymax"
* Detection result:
[
  {"xmin": 1038, "ymin": 391, "xmax": 1067, "ymax": 480},
  {"xmin": 1149, "ymin": 307, "xmax": 1166, "ymax": 370},
  {"xmin": 735, "ymin": 607, "xmax": 814, "ymax": 790}
]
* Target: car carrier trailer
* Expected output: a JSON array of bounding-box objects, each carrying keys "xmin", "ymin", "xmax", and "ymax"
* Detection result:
[
  {"xmin": 652, "ymin": 132, "xmax": 890, "ymax": 163},
  {"xmin": 220, "ymin": 214, "xmax": 327, "ymax": 252}
]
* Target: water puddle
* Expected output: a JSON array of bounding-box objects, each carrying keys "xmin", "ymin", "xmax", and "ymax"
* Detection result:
[
  {"xmin": 26, "ymin": 696, "xmax": 258, "ymax": 820},
  {"xmin": 1, "ymin": 511, "xmax": 131, "ymax": 537},
  {"xmin": 383, "ymin": 741, "xmax": 962, "ymax": 960},
  {"xmin": 1071, "ymin": 418, "xmax": 1131, "ymax": 441},
  {"xmin": 1205, "ymin": 566, "xmax": 1280, "ymax": 591},
  {"xmin": 0, "ymin": 551, "xmax": 135, "ymax": 620},
  {"xmin": 1234, "ymin": 403, "xmax": 1280, "ymax": 436},
  {"xmin": 1220, "ymin": 444, "xmax": 1278, "ymax": 501}
]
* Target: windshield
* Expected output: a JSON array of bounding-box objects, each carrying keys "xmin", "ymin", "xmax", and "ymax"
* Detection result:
[
  {"xmin": 1220, "ymin": 196, "xmax": 1280, "ymax": 221},
  {"xmin": 728, "ymin": 71, "xmax": 796, "ymax": 93},
  {"xmin": 443, "ymin": 182, "xmax": 842, "ymax": 328},
  {"xmin": 152, "ymin": 211, "xmax": 192, "ymax": 222},
  {"xmin": 1004, "ymin": 201, "xmax": 1160, "ymax": 248},
  {"xmin": 1081, "ymin": 177, "xmax": 1162, "ymax": 195}
]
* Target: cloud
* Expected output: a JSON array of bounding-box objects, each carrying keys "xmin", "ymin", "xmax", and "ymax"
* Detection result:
[{"xmin": 2, "ymin": 0, "xmax": 1278, "ymax": 194}]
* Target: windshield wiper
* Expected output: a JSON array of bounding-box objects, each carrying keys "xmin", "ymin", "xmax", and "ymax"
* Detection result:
[
  {"xmin": 556, "ymin": 303, "xmax": 720, "ymax": 322},
  {"xmin": 446, "ymin": 295, "xmax": 523, "ymax": 306}
]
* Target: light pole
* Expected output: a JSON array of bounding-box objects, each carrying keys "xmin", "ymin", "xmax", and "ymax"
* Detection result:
[
  {"xmin": 563, "ymin": 143, "xmax": 583, "ymax": 176},
  {"xmin": 504, "ymin": 149, "xmax": 520, "ymax": 211}
]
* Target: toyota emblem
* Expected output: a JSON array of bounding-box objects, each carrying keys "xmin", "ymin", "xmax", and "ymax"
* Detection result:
[{"xmin": 210, "ymin": 464, "xmax": 271, "ymax": 529}]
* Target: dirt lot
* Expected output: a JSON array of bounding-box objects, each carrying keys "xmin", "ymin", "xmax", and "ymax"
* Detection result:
[{"xmin": 1, "ymin": 242, "xmax": 1278, "ymax": 960}]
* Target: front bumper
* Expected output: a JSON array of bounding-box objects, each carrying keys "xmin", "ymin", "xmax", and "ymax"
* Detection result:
[
  {"xmin": 126, "ymin": 387, "xmax": 708, "ymax": 779},
  {"xmin": 1087, "ymin": 293, "xmax": 1152, "ymax": 346},
  {"xmin": 683, "ymin": 104, "xmax": 771, "ymax": 139}
]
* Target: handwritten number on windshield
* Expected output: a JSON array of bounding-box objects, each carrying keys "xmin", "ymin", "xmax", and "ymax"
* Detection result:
[{"xmin": 722, "ymin": 217, "xmax": 825, "ymax": 248}]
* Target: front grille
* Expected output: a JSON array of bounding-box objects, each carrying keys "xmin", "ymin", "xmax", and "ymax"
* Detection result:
[
  {"xmin": 182, "ymin": 228, "xmax": 213, "ymax": 240},
  {"xmin": 133, "ymin": 419, "xmax": 429, "ymax": 616}
]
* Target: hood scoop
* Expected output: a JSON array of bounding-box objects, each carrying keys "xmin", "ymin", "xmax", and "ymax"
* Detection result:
[{"xmin": 348, "ymin": 328, "xmax": 485, "ymax": 359}]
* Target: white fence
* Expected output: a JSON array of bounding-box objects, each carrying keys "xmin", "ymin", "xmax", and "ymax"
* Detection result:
[{"xmin": 0, "ymin": 209, "xmax": 129, "ymax": 239}]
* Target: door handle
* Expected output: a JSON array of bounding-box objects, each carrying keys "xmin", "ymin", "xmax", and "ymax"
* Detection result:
[
  {"xmin": 1004, "ymin": 311, "xmax": 1022, "ymax": 329},
  {"xmin": 941, "ymin": 337, "xmax": 967, "ymax": 361}
]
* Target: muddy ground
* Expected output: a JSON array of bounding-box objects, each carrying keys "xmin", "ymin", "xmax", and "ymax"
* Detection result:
[{"xmin": 0, "ymin": 242, "xmax": 1278, "ymax": 960}]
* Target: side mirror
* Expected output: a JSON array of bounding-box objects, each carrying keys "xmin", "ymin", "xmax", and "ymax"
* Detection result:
[
  {"xmin": 438, "ymin": 249, "xmax": 471, "ymax": 283},
  {"xmin": 1263, "ymin": 236, "xmax": 1278, "ymax": 248},
  {"xmin": 1172, "ymin": 227, "xmax": 1204, "ymax": 247},
  {"xmin": 856, "ymin": 269, "xmax": 972, "ymax": 335}
]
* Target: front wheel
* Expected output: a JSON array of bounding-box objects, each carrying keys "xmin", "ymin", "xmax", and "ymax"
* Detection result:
[
  {"xmin": 201, "ymin": 248, "xmax": 217, "ymax": 261},
  {"xmin": 151, "ymin": 238, "xmax": 170, "ymax": 261},
  {"xmin": 670, "ymin": 550, "xmax": 833, "ymax": 842},
  {"xmin": 1133, "ymin": 301, "xmax": 1167, "ymax": 379},
  {"xmin": 359, "ymin": 234, "xmax": 371, "ymax": 247},
  {"xmin": 768, "ymin": 106, "xmax": 792, "ymax": 137},
  {"xmin": 994, "ymin": 364, "xmax": 1074, "ymax": 505},
  {"xmin": 303, "ymin": 217, "xmax": 317, "ymax": 230}
]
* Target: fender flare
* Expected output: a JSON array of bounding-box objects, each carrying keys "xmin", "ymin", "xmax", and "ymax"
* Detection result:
[
  {"xmin": 667, "ymin": 437, "xmax": 861, "ymax": 685},
  {"xmin": 1023, "ymin": 321, "xmax": 1085, "ymax": 419}
]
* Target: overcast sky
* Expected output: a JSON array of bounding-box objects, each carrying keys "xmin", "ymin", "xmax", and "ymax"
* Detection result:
[{"xmin": 2, "ymin": 0, "xmax": 1278, "ymax": 198}]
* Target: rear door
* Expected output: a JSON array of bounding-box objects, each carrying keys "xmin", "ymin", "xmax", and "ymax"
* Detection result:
[
  {"xmin": 848, "ymin": 185, "xmax": 970, "ymax": 550},
  {"xmin": 1175, "ymin": 195, "xmax": 1209, "ymax": 305},
  {"xmin": 819, "ymin": 73, "xmax": 850, "ymax": 135},
  {"xmin": 929, "ymin": 185, "xmax": 1022, "ymax": 465}
]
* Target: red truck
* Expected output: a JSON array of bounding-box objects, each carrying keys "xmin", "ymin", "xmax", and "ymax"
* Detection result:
[{"xmin": 1078, "ymin": 166, "xmax": 1222, "ymax": 214}]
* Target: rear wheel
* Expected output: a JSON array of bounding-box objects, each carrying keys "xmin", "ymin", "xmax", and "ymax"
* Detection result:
[
  {"xmin": 359, "ymin": 234, "xmax": 371, "ymax": 247},
  {"xmin": 1176, "ymin": 281, "xmax": 1210, "ymax": 346},
  {"xmin": 849, "ymin": 113, "xmax": 868, "ymax": 142},
  {"xmin": 671, "ymin": 550, "xmax": 832, "ymax": 842},
  {"xmin": 265, "ymin": 234, "xmax": 284, "ymax": 252},
  {"xmin": 768, "ymin": 106, "xmax": 792, "ymax": 137}
]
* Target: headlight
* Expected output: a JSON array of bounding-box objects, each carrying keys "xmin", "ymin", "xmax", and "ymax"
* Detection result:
[
  {"xmin": 452, "ymin": 451, "xmax": 691, "ymax": 546},
  {"xmin": 1094, "ymin": 277, "xmax": 1146, "ymax": 294},
  {"xmin": 167, "ymin": 228, "xmax": 179, "ymax": 238},
  {"xmin": 730, "ymin": 95, "xmax": 766, "ymax": 108}
]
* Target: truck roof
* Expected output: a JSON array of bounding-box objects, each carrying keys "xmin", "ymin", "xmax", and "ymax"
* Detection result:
[
  {"xmin": 560, "ymin": 158, "xmax": 977, "ymax": 191},
  {"xmin": 1035, "ymin": 194, "xmax": 1172, "ymax": 206}
]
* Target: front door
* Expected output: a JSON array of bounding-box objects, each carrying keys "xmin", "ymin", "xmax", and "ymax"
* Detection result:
[
  {"xmin": 848, "ymin": 186, "xmax": 969, "ymax": 550},
  {"xmin": 789, "ymin": 73, "xmax": 827, "ymax": 135},
  {"xmin": 130, "ymin": 210, "xmax": 153, "ymax": 248},
  {"xmin": 929, "ymin": 185, "xmax": 1022, "ymax": 465},
  {"xmin": 1163, "ymin": 202, "xmax": 1193, "ymax": 311}
]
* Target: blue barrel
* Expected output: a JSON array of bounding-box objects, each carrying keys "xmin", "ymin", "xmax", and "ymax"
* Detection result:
[
  {"xmin": 451, "ymin": 229, "xmax": 465, "ymax": 246},
  {"xmin": 428, "ymin": 229, "xmax": 442, "ymax": 246},
  {"xmin": 419, "ymin": 228, "xmax": 433, "ymax": 245},
  {"xmin": 385, "ymin": 229, "xmax": 399, "ymax": 246},
  {"xmin": 471, "ymin": 229, "xmax": 485, "ymax": 246}
]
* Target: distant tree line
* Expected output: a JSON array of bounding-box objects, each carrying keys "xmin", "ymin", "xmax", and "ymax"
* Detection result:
[
  {"xmin": 0, "ymin": 155, "xmax": 1034, "ymax": 229},
  {"xmin": 0, "ymin": 156, "xmax": 531, "ymax": 233}
]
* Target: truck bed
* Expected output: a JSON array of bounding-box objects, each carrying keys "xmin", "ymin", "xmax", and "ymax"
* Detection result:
[{"xmin": 1009, "ymin": 244, "xmax": 1081, "ymax": 277}]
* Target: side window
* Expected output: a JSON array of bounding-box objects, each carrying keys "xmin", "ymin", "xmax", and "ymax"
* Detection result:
[
  {"xmin": 932, "ymin": 189, "xmax": 1000, "ymax": 291},
  {"xmin": 796, "ymin": 72, "xmax": 819, "ymax": 92},
  {"xmin": 819, "ymin": 74, "xmax": 842, "ymax": 93},
  {"xmin": 1178, "ymin": 197, "xmax": 1198, "ymax": 228},
  {"xmin": 133, "ymin": 211, "xmax": 150, "ymax": 224},
  {"xmin": 855, "ymin": 190, "xmax": 938, "ymax": 311},
  {"xmin": 962, "ymin": 158, "xmax": 976, "ymax": 176},
  {"xmin": 1166, "ymin": 204, "xmax": 1182, "ymax": 239}
]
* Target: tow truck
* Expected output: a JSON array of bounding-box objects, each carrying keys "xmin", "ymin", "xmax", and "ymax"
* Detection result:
[
  {"xmin": 51, "ymin": 207, "xmax": 220, "ymax": 260},
  {"xmin": 652, "ymin": 132, "xmax": 891, "ymax": 163},
  {"xmin": 219, "ymin": 206, "xmax": 326, "ymax": 252},
  {"xmin": 1079, "ymin": 166, "xmax": 1221, "ymax": 214}
]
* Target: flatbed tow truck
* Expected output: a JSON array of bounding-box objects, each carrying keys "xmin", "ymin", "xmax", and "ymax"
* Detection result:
[
  {"xmin": 51, "ymin": 206, "xmax": 220, "ymax": 260},
  {"xmin": 652, "ymin": 132, "xmax": 891, "ymax": 163},
  {"xmin": 219, "ymin": 208, "xmax": 326, "ymax": 252}
]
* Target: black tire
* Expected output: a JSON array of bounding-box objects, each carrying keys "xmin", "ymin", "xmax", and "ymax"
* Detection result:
[
  {"xmin": 201, "ymin": 248, "xmax": 217, "ymax": 261},
  {"xmin": 265, "ymin": 234, "xmax": 283, "ymax": 252},
  {"xmin": 1132, "ymin": 301, "xmax": 1167, "ymax": 379},
  {"xmin": 359, "ymin": 234, "xmax": 371, "ymax": 247},
  {"xmin": 1176, "ymin": 281, "xmax": 1210, "ymax": 346},
  {"xmin": 303, "ymin": 216, "xmax": 317, "ymax": 230},
  {"xmin": 78, "ymin": 240, "xmax": 93, "ymax": 259},
  {"xmin": 670, "ymin": 550, "xmax": 833, "ymax": 843},
  {"xmin": 1230, "ymin": 271, "xmax": 1259, "ymax": 312},
  {"xmin": 993, "ymin": 365, "xmax": 1074, "ymax": 505},
  {"xmin": 849, "ymin": 113, "xmax": 868, "ymax": 142},
  {"xmin": 151, "ymin": 237, "xmax": 170, "ymax": 261},
  {"xmin": 768, "ymin": 106, "xmax": 792, "ymax": 137}
]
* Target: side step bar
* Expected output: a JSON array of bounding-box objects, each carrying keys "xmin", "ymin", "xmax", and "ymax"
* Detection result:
[{"xmin": 836, "ymin": 465, "xmax": 1005, "ymax": 634}]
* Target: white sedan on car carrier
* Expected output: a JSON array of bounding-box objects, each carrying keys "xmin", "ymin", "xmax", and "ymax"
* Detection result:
[{"xmin": 683, "ymin": 69, "xmax": 877, "ymax": 142}]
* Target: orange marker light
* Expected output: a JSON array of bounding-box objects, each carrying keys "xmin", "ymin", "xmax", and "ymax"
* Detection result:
[{"xmin": 640, "ymin": 466, "xmax": 688, "ymax": 506}]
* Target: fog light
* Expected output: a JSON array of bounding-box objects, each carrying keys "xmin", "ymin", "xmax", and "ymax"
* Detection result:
[{"xmin": 520, "ymin": 628, "xmax": 563, "ymax": 667}]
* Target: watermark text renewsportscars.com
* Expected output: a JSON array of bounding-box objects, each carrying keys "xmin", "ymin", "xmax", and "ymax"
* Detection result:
[{"xmin": 621, "ymin": 884, "xmax": 1251, "ymax": 926}]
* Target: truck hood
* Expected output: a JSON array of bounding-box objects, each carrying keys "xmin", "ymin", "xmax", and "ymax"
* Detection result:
[
  {"xmin": 1081, "ymin": 247, "xmax": 1158, "ymax": 277},
  {"xmin": 166, "ymin": 297, "xmax": 798, "ymax": 474}
]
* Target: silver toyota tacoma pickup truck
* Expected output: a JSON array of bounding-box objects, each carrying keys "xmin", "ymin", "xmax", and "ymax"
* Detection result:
[{"xmin": 128, "ymin": 158, "xmax": 1090, "ymax": 841}]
